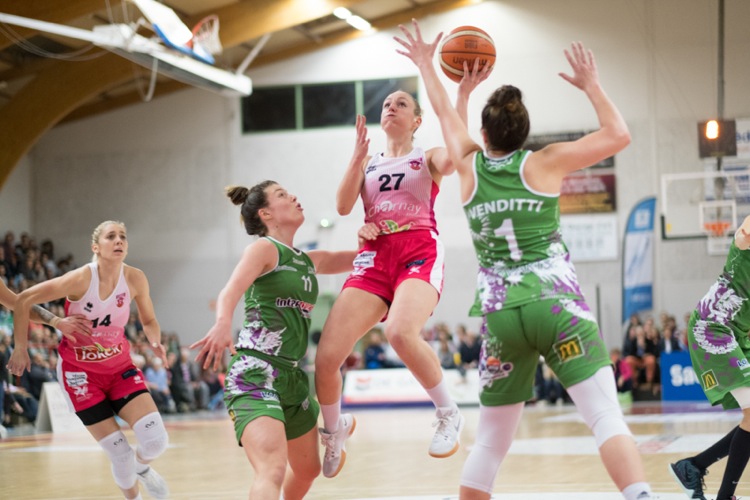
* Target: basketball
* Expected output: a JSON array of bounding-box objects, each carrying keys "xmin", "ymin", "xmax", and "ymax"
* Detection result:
[{"xmin": 438, "ymin": 26, "xmax": 495, "ymax": 83}]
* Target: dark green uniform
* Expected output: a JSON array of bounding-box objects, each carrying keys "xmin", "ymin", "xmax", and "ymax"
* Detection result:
[
  {"xmin": 224, "ymin": 237, "xmax": 320, "ymax": 442},
  {"xmin": 687, "ymin": 239, "xmax": 750, "ymax": 409},
  {"xmin": 463, "ymin": 150, "xmax": 610, "ymax": 406}
]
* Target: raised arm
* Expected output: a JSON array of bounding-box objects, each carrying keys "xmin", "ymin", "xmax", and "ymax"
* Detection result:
[
  {"xmin": 529, "ymin": 42, "xmax": 630, "ymax": 184},
  {"xmin": 336, "ymin": 114, "xmax": 371, "ymax": 216},
  {"xmin": 395, "ymin": 20, "xmax": 485, "ymax": 198}
]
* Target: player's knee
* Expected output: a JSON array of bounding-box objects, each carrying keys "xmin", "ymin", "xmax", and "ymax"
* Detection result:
[
  {"xmin": 568, "ymin": 367, "xmax": 632, "ymax": 447},
  {"xmin": 590, "ymin": 412, "xmax": 632, "ymax": 448},
  {"xmin": 133, "ymin": 411, "xmax": 168, "ymax": 462},
  {"xmin": 98, "ymin": 430, "xmax": 137, "ymax": 489}
]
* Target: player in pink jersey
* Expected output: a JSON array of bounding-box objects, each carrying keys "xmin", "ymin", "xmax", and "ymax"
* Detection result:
[
  {"xmin": 8, "ymin": 221, "xmax": 170, "ymax": 500},
  {"xmin": 315, "ymin": 75, "xmax": 490, "ymax": 478}
]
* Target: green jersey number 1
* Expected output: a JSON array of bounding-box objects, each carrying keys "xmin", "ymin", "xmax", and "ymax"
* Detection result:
[{"xmin": 495, "ymin": 218, "xmax": 522, "ymax": 261}]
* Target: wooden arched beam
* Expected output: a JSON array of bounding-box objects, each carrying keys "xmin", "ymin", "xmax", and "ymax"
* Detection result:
[
  {"xmin": 0, "ymin": 0, "xmax": 363, "ymax": 189},
  {"xmin": 0, "ymin": 0, "xmax": 123, "ymax": 50},
  {"xmin": 0, "ymin": 54, "xmax": 132, "ymax": 189}
]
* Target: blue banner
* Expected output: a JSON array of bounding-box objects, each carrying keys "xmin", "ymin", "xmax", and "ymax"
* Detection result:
[{"xmin": 622, "ymin": 197, "xmax": 656, "ymax": 324}]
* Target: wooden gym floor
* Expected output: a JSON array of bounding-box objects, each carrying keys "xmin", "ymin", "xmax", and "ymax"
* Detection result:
[{"xmin": 1, "ymin": 401, "xmax": 747, "ymax": 499}]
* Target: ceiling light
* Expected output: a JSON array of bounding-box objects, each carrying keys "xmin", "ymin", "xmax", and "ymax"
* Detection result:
[
  {"xmin": 346, "ymin": 15, "xmax": 371, "ymax": 31},
  {"xmin": 333, "ymin": 7, "xmax": 352, "ymax": 20},
  {"xmin": 332, "ymin": 7, "xmax": 372, "ymax": 32}
]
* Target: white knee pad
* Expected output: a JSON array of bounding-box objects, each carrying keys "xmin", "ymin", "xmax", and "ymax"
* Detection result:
[
  {"xmin": 567, "ymin": 367, "xmax": 632, "ymax": 447},
  {"xmin": 133, "ymin": 412, "xmax": 168, "ymax": 462},
  {"xmin": 460, "ymin": 403, "xmax": 524, "ymax": 493},
  {"xmin": 98, "ymin": 430, "xmax": 136, "ymax": 489}
]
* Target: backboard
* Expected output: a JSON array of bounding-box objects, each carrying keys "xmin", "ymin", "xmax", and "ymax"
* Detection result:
[{"xmin": 660, "ymin": 159, "xmax": 750, "ymax": 242}]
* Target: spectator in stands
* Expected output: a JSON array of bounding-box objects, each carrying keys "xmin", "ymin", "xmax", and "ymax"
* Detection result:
[
  {"xmin": 610, "ymin": 348, "xmax": 633, "ymax": 394},
  {"xmin": 456, "ymin": 325, "xmax": 480, "ymax": 370},
  {"xmin": 202, "ymin": 365, "xmax": 225, "ymax": 411},
  {"xmin": 8, "ymin": 221, "xmax": 171, "ymax": 500},
  {"xmin": 436, "ymin": 330, "xmax": 457, "ymax": 370},
  {"xmin": 4, "ymin": 379, "xmax": 38, "ymax": 424},
  {"xmin": 125, "ymin": 311, "xmax": 143, "ymax": 342},
  {"xmin": 364, "ymin": 329, "xmax": 387, "ymax": 369},
  {"xmin": 659, "ymin": 322, "xmax": 682, "ymax": 355},
  {"xmin": 3, "ymin": 231, "xmax": 15, "ymax": 261},
  {"xmin": 170, "ymin": 347, "xmax": 209, "ymax": 411},
  {"xmin": 21, "ymin": 352, "xmax": 55, "ymax": 400},
  {"xmin": 145, "ymin": 357, "xmax": 175, "ymax": 414}
]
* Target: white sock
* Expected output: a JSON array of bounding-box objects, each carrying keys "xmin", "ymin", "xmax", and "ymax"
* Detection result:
[
  {"xmin": 622, "ymin": 482, "xmax": 652, "ymax": 500},
  {"xmin": 425, "ymin": 379, "xmax": 455, "ymax": 410},
  {"xmin": 134, "ymin": 458, "xmax": 149, "ymax": 475},
  {"xmin": 320, "ymin": 401, "xmax": 341, "ymax": 433}
]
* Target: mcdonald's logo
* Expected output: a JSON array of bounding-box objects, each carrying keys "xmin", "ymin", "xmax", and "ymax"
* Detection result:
[
  {"xmin": 554, "ymin": 335, "xmax": 585, "ymax": 362},
  {"xmin": 701, "ymin": 370, "xmax": 718, "ymax": 390}
]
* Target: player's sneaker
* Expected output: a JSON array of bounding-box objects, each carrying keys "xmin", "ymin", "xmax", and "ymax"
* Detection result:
[
  {"xmin": 319, "ymin": 414, "xmax": 356, "ymax": 478},
  {"xmin": 669, "ymin": 459, "xmax": 707, "ymax": 499},
  {"xmin": 428, "ymin": 406, "xmax": 464, "ymax": 458},
  {"xmin": 137, "ymin": 466, "xmax": 170, "ymax": 499}
]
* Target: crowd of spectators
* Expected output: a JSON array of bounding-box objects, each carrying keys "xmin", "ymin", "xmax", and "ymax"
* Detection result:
[
  {"xmin": 621, "ymin": 311, "xmax": 690, "ymax": 400},
  {"xmin": 0, "ymin": 230, "xmax": 225, "ymax": 436}
]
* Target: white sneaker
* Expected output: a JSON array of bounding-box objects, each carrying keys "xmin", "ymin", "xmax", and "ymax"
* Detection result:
[
  {"xmin": 0, "ymin": 424, "xmax": 7, "ymax": 440},
  {"xmin": 429, "ymin": 406, "xmax": 464, "ymax": 458},
  {"xmin": 137, "ymin": 466, "xmax": 169, "ymax": 499},
  {"xmin": 319, "ymin": 413, "xmax": 356, "ymax": 478}
]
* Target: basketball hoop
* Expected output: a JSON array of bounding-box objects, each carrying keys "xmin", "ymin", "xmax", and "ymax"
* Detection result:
[
  {"xmin": 703, "ymin": 220, "xmax": 733, "ymax": 255},
  {"xmin": 188, "ymin": 14, "xmax": 222, "ymax": 60}
]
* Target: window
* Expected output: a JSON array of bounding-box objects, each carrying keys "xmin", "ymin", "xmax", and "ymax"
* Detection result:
[
  {"xmin": 241, "ymin": 77, "xmax": 419, "ymax": 133},
  {"xmin": 242, "ymin": 86, "xmax": 296, "ymax": 132},
  {"xmin": 302, "ymin": 82, "xmax": 356, "ymax": 128}
]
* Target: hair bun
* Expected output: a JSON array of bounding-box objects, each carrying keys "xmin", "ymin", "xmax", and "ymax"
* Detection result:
[{"xmin": 226, "ymin": 185, "xmax": 250, "ymax": 205}]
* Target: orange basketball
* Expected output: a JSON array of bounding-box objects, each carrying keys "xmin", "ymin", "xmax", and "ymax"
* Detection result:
[{"xmin": 439, "ymin": 26, "xmax": 496, "ymax": 83}]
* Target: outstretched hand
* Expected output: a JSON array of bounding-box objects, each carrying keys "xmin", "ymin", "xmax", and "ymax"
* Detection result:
[
  {"xmin": 458, "ymin": 57, "xmax": 493, "ymax": 95},
  {"xmin": 394, "ymin": 19, "xmax": 442, "ymax": 69},
  {"xmin": 351, "ymin": 114, "xmax": 370, "ymax": 166},
  {"xmin": 7, "ymin": 348, "xmax": 30, "ymax": 376},
  {"xmin": 558, "ymin": 41, "xmax": 599, "ymax": 92},
  {"xmin": 190, "ymin": 322, "xmax": 236, "ymax": 371}
]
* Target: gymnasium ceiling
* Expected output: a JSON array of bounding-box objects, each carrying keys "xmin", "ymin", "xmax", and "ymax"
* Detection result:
[
  {"xmin": 0, "ymin": 0, "xmax": 473, "ymax": 121},
  {"xmin": 0, "ymin": 0, "xmax": 473, "ymax": 188}
]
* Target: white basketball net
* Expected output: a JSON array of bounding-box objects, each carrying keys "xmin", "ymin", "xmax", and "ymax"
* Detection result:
[{"xmin": 190, "ymin": 14, "xmax": 222, "ymax": 56}]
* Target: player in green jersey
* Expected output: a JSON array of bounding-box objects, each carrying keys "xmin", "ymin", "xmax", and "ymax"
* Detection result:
[
  {"xmin": 669, "ymin": 215, "xmax": 750, "ymax": 500},
  {"xmin": 191, "ymin": 181, "xmax": 358, "ymax": 500},
  {"xmin": 396, "ymin": 20, "xmax": 654, "ymax": 500}
]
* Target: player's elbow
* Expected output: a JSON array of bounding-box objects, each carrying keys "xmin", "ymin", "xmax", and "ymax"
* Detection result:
[{"xmin": 336, "ymin": 202, "xmax": 353, "ymax": 216}]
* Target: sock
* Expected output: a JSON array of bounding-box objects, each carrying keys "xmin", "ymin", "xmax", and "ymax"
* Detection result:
[
  {"xmin": 320, "ymin": 402, "xmax": 341, "ymax": 433},
  {"xmin": 622, "ymin": 482, "xmax": 652, "ymax": 500},
  {"xmin": 693, "ymin": 425, "xmax": 738, "ymax": 469},
  {"xmin": 716, "ymin": 426, "xmax": 750, "ymax": 499},
  {"xmin": 135, "ymin": 460, "xmax": 149, "ymax": 475},
  {"xmin": 425, "ymin": 379, "xmax": 455, "ymax": 410}
]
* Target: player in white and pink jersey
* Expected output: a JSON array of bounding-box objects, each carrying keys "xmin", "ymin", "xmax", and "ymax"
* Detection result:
[
  {"xmin": 315, "ymin": 69, "xmax": 491, "ymax": 478},
  {"xmin": 9, "ymin": 221, "xmax": 170, "ymax": 500}
]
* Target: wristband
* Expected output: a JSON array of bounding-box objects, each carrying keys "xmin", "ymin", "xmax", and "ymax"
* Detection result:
[
  {"xmin": 51, "ymin": 317, "xmax": 60, "ymax": 329},
  {"xmin": 152, "ymin": 341, "xmax": 160, "ymax": 349}
]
